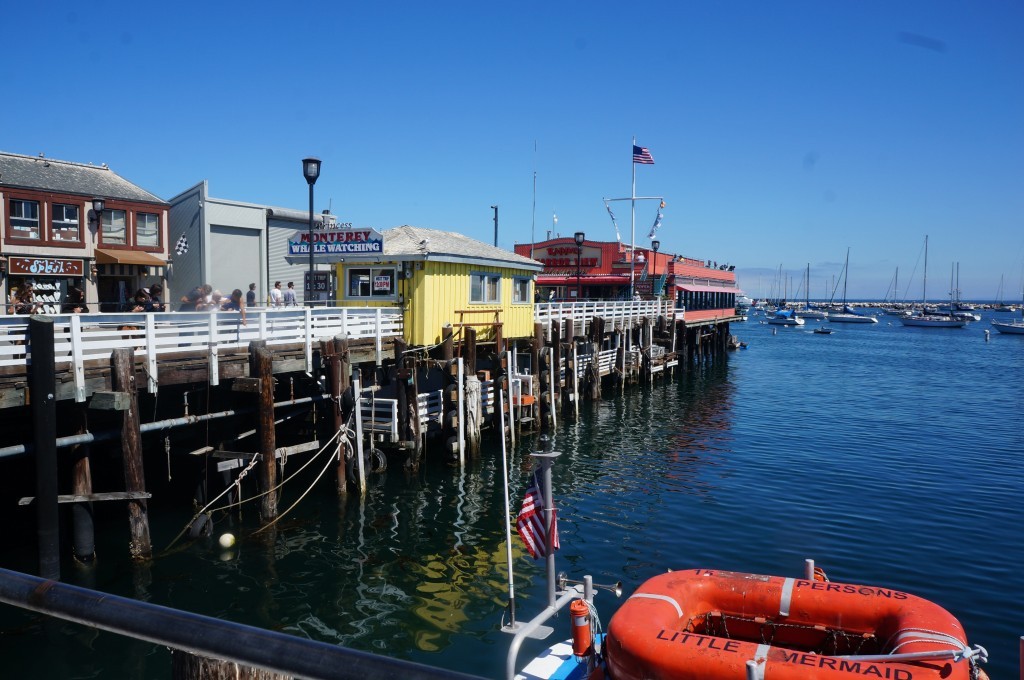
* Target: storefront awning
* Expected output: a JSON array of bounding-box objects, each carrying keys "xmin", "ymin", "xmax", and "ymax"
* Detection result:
[
  {"xmin": 94, "ymin": 249, "xmax": 167, "ymax": 267},
  {"xmin": 676, "ymin": 283, "xmax": 738, "ymax": 294}
]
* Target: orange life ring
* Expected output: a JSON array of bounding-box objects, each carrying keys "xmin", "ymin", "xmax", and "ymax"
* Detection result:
[{"xmin": 604, "ymin": 569, "xmax": 974, "ymax": 680}]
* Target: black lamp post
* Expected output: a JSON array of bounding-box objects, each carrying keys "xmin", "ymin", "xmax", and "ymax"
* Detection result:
[
  {"xmin": 651, "ymin": 239, "xmax": 660, "ymax": 299},
  {"xmin": 302, "ymin": 157, "xmax": 321, "ymax": 307},
  {"xmin": 574, "ymin": 231, "xmax": 585, "ymax": 301}
]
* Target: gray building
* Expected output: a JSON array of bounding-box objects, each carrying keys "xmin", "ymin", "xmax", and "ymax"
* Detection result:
[{"xmin": 168, "ymin": 181, "xmax": 335, "ymax": 306}]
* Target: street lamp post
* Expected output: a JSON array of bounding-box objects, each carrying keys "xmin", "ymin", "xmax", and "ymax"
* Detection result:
[
  {"xmin": 651, "ymin": 239, "xmax": 660, "ymax": 299},
  {"xmin": 302, "ymin": 157, "xmax": 321, "ymax": 307},
  {"xmin": 574, "ymin": 231, "xmax": 585, "ymax": 301}
]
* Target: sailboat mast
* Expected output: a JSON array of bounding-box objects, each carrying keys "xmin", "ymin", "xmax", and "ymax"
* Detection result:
[
  {"xmin": 806, "ymin": 263, "xmax": 810, "ymax": 308},
  {"xmin": 842, "ymin": 248, "xmax": 850, "ymax": 306},
  {"xmin": 922, "ymin": 235, "xmax": 928, "ymax": 306}
]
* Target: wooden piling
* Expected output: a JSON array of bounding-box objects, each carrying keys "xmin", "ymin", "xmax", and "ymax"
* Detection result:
[
  {"xmin": 404, "ymin": 351, "xmax": 422, "ymax": 471},
  {"xmin": 586, "ymin": 317, "xmax": 602, "ymax": 401},
  {"xmin": 441, "ymin": 324, "xmax": 454, "ymax": 362},
  {"xmin": 111, "ymin": 347, "xmax": 152, "ymax": 560},
  {"xmin": 248, "ymin": 342, "xmax": 277, "ymax": 524},
  {"xmin": 532, "ymin": 323, "xmax": 546, "ymax": 431},
  {"xmin": 394, "ymin": 337, "xmax": 410, "ymax": 456},
  {"xmin": 70, "ymin": 401, "xmax": 95, "ymax": 563},
  {"xmin": 464, "ymin": 328, "xmax": 481, "ymax": 455},
  {"xmin": 550, "ymin": 321, "xmax": 561, "ymax": 417},
  {"xmin": 171, "ymin": 651, "xmax": 289, "ymax": 680},
  {"xmin": 29, "ymin": 316, "xmax": 60, "ymax": 579}
]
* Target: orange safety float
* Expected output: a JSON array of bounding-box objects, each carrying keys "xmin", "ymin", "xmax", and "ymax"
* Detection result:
[
  {"xmin": 603, "ymin": 569, "xmax": 984, "ymax": 680},
  {"xmin": 570, "ymin": 598, "xmax": 593, "ymax": 657}
]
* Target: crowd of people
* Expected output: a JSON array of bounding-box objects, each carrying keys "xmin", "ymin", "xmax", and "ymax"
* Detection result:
[
  {"xmin": 178, "ymin": 284, "xmax": 246, "ymax": 324},
  {"xmin": 6, "ymin": 279, "xmax": 307, "ymax": 318}
]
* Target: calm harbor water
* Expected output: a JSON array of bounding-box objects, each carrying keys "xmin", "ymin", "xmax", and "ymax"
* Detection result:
[{"xmin": 2, "ymin": 309, "xmax": 1022, "ymax": 678}]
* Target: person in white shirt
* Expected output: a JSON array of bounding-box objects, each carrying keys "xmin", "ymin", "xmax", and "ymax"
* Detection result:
[{"xmin": 270, "ymin": 281, "xmax": 284, "ymax": 307}]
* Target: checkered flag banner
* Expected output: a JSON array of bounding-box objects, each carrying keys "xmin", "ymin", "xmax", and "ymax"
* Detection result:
[{"xmin": 174, "ymin": 234, "xmax": 189, "ymax": 256}]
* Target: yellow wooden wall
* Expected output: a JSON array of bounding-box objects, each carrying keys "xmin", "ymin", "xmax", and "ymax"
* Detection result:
[{"xmin": 334, "ymin": 261, "xmax": 535, "ymax": 347}]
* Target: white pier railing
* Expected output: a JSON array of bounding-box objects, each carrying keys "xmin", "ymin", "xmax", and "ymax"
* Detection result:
[
  {"xmin": 534, "ymin": 299, "xmax": 678, "ymax": 337},
  {"xmin": 0, "ymin": 307, "xmax": 403, "ymax": 402}
]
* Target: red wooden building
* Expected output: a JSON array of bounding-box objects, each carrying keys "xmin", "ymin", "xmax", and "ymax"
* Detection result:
[{"xmin": 514, "ymin": 237, "xmax": 742, "ymax": 323}]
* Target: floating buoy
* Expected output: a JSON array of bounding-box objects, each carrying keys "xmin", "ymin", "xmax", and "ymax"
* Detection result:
[
  {"xmin": 218, "ymin": 533, "xmax": 236, "ymax": 548},
  {"xmin": 984, "ymin": 329, "xmax": 990, "ymax": 342},
  {"xmin": 570, "ymin": 599, "xmax": 592, "ymax": 657}
]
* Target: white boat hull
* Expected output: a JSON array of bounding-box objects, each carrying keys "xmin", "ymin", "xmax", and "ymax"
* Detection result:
[
  {"xmin": 991, "ymin": 320, "xmax": 1024, "ymax": 335},
  {"xmin": 900, "ymin": 316, "xmax": 966, "ymax": 328},
  {"xmin": 828, "ymin": 314, "xmax": 877, "ymax": 324}
]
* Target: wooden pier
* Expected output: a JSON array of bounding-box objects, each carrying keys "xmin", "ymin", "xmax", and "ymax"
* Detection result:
[{"xmin": 1, "ymin": 299, "xmax": 740, "ymax": 576}]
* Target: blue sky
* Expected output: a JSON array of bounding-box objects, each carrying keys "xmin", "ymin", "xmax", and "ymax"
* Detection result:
[{"xmin": 5, "ymin": 1, "xmax": 1023, "ymax": 300}]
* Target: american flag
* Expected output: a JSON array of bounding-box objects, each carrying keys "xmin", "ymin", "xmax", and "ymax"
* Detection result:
[
  {"xmin": 174, "ymin": 234, "xmax": 189, "ymax": 256},
  {"xmin": 516, "ymin": 471, "xmax": 559, "ymax": 559},
  {"xmin": 633, "ymin": 145, "xmax": 655, "ymax": 164}
]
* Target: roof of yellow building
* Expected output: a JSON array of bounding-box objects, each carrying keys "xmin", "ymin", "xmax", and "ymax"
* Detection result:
[{"xmin": 380, "ymin": 225, "xmax": 542, "ymax": 271}]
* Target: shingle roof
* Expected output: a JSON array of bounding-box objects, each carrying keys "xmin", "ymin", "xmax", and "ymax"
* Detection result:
[
  {"xmin": 0, "ymin": 151, "xmax": 167, "ymax": 205},
  {"xmin": 382, "ymin": 225, "xmax": 542, "ymax": 270}
]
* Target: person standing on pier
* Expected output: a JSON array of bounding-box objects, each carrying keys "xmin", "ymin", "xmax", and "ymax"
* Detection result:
[
  {"xmin": 270, "ymin": 281, "xmax": 284, "ymax": 307},
  {"xmin": 148, "ymin": 284, "xmax": 165, "ymax": 312},
  {"xmin": 8, "ymin": 283, "xmax": 39, "ymax": 315},
  {"xmin": 61, "ymin": 286, "xmax": 89, "ymax": 314},
  {"xmin": 246, "ymin": 283, "xmax": 257, "ymax": 307},
  {"xmin": 221, "ymin": 288, "xmax": 247, "ymax": 326},
  {"xmin": 283, "ymin": 281, "xmax": 297, "ymax": 306}
]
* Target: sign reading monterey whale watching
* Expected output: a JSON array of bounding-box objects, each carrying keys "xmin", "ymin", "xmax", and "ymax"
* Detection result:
[{"xmin": 288, "ymin": 227, "xmax": 384, "ymax": 259}]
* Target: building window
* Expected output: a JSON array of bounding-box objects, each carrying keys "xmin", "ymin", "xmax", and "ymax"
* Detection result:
[
  {"xmin": 347, "ymin": 267, "xmax": 396, "ymax": 298},
  {"xmin": 471, "ymin": 272, "xmax": 501, "ymax": 304},
  {"xmin": 51, "ymin": 203, "xmax": 81, "ymax": 242},
  {"xmin": 136, "ymin": 212, "xmax": 160, "ymax": 247},
  {"xmin": 101, "ymin": 209, "xmax": 127, "ymax": 245},
  {"xmin": 512, "ymin": 277, "xmax": 531, "ymax": 304},
  {"xmin": 11, "ymin": 199, "xmax": 40, "ymax": 239}
]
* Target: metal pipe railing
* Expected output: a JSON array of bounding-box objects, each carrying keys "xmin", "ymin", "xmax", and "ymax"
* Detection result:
[
  {"xmin": 0, "ymin": 567, "xmax": 483, "ymax": 680},
  {"xmin": 0, "ymin": 395, "xmax": 326, "ymax": 459}
]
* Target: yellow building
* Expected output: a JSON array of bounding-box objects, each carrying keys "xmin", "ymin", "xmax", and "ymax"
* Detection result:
[{"xmin": 332, "ymin": 225, "xmax": 542, "ymax": 347}]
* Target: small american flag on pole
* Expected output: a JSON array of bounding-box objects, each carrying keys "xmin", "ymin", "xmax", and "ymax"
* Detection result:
[
  {"xmin": 174, "ymin": 234, "xmax": 189, "ymax": 256},
  {"xmin": 633, "ymin": 145, "xmax": 655, "ymax": 164},
  {"xmin": 516, "ymin": 471, "xmax": 559, "ymax": 559}
]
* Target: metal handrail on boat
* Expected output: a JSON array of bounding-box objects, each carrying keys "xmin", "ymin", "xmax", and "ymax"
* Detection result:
[
  {"xmin": 0, "ymin": 567, "xmax": 484, "ymax": 680},
  {"xmin": 505, "ymin": 580, "xmax": 591, "ymax": 680}
]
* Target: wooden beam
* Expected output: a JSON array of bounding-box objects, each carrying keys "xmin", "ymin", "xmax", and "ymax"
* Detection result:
[
  {"xmin": 89, "ymin": 391, "xmax": 131, "ymax": 411},
  {"xmin": 19, "ymin": 491, "xmax": 153, "ymax": 506}
]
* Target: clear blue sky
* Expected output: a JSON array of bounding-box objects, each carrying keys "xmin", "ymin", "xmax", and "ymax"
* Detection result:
[{"xmin": 6, "ymin": 1, "xmax": 1023, "ymax": 300}]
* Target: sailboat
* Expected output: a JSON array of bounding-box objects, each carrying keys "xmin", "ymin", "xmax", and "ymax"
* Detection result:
[
  {"xmin": 828, "ymin": 248, "xmax": 878, "ymax": 324},
  {"xmin": 900, "ymin": 236, "xmax": 965, "ymax": 328},
  {"xmin": 795, "ymin": 263, "xmax": 828, "ymax": 320},
  {"xmin": 992, "ymin": 274, "xmax": 1014, "ymax": 312},
  {"xmin": 880, "ymin": 267, "xmax": 906, "ymax": 315},
  {"xmin": 991, "ymin": 284, "xmax": 1024, "ymax": 334}
]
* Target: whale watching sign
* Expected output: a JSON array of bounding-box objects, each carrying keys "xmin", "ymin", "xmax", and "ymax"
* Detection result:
[{"xmin": 286, "ymin": 226, "xmax": 384, "ymax": 262}]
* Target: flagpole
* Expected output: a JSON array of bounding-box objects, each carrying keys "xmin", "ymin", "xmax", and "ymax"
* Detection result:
[
  {"xmin": 498, "ymin": 388, "xmax": 517, "ymax": 628},
  {"xmin": 531, "ymin": 141, "xmax": 537, "ymax": 261},
  {"xmin": 630, "ymin": 136, "xmax": 636, "ymax": 299},
  {"xmin": 531, "ymin": 450, "xmax": 561, "ymax": 609}
]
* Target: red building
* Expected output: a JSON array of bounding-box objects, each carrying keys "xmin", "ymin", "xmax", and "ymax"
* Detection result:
[
  {"xmin": 514, "ymin": 237, "xmax": 742, "ymax": 323},
  {"xmin": 1, "ymin": 151, "xmax": 169, "ymax": 314}
]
